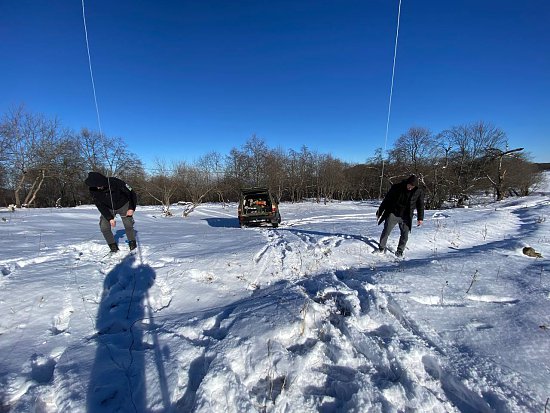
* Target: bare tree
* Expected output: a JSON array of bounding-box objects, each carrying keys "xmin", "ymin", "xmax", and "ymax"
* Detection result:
[
  {"xmin": 286, "ymin": 148, "xmax": 302, "ymax": 202},
  {"xmin": 178, "ymin": 154, "xmax": 229, "ymax": 216},
  {"xmin": 225, "ymin": 147, "xmax": 248, "ymax": 194},
  {"xmin": 502, "ymin": 152, "xmax": 542, "ymax": 197},
  {"xmin": 318, "ymin": 155, "xmax": 347, "ymax": 203},
  {"xmin": 0, "ymin": 105, "xmax": 68, "ymax": 207},
  {"xmin": 179, "ymin": 164, "xmax": 215, "ymax": 217},
  {"xmin": 77, "ymin": 128, "xmax": 140, "ymax": 177},
  {"xmin": 196, "ymin": 151, "xmax": 226, "ymax": 203},
  {"xmin": 389, "ymin": 127, "xmax": 436, "ymax": 175},
  {"xmin": 264, "ymin": 147, "xmax": 287, "ymax": 202},
  {"xmin": 438, "ymin": 122, "xmax": 508, "ymax": 204},
  {"xmin": 242, "ymin": 134, "xmax": 270, "ymax": 187},
  {"xmin": 23, "ymin": 129, "xmax": 74, "ymax": 207},
  {"xmin": 44, "ymin": 137, "xmax": 86, "ymax": 207},
  {"xmin": 485, "ymin": 147, "xmax": 524, "ymax": 201},
  {"xmin": 286, "ymin": 146, "xmax": 315, "ymax": 202},
  {"xmin": 145, "ymin": 159, "xmax": 182, "ymax": 215},
  {"xmin": 78, "ymin": 128, "xmax": 105, "ymax": 173}
]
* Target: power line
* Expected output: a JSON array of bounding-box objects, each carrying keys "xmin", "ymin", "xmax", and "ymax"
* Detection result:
[
  {"xmin": 81, "ymin": 0, "xmax": 115, "ymax": 212},
  {"xmin": 379, "ymin": 0, "xmax": 402, "ymax": 199},
  {"xmin": 81, "ymin": 0, "xmax": 103, "ymax": 137}
]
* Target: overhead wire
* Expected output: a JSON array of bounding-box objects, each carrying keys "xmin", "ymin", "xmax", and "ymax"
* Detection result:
[
  {"xmin": 81, "ymin": 0, "xmax": 103, "ymax": 138},
  {"xmin": 379, "ymin": 0, "xmax": 402, "ymax": 199},
  {"xmin": 81, "ymin": 0, "xmax": 116, "ymax": 213}
]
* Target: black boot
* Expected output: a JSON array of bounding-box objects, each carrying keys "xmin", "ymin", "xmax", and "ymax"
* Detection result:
[
  {"xmin": 128, "ymin": 240, "xmax": 137, "ymax": 251},
  {"xmin": 108, "ymin": 243, "xmax": 119, "ymax": 253}
]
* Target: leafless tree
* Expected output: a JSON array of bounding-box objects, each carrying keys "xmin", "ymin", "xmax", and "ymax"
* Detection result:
[
  {"xmin": 389, "ymin": 127, "xmax": 436, "ymax": 175},
  {"xmin": 264, "ymin": 147, "xmax": 287, "ymax": 202},
  {"xmin": 444, "ymin": 122, "xmax": 507, "ymax": 201},
  {"xmin": 485, "ymin": 147, "xmax": 524, "ymax": 201},
  {"xmin": 286, "ymin": 148, "xmax": 303, "ymax": 202},
  {"xmin": 77, "ymin": 128, "xmax": 140, "ymax": 177},
  {"xmin": 501, "ymin": 152, "xmax": 542, "ymax": 196},
  {"xmin": 1, "ymin": 105, "xmax": 543, "ymax": 209},
  {"xmin": 179, "ymin": 155, "xmax": 228, "ymax": 216},
  {"xmin": 145, "ymin": 159, "xmax": 182, "ymax": 215},
  {"xmin": 243, "ymin": 134, "xmax": 270, "ymax": 187},
  {"xmin": 318, "ymin": 155, "xmax": 347, "ymax": 203},
  {"xmin": 0, "ymin": 105, "xmax": 68, "ymax": 207}
]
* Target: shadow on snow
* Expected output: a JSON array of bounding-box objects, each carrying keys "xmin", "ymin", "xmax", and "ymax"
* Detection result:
[
  {"xmin": 203, "ymin": 217, "xmax": 240, "ymax": 228},
  {"xmin": 86, "ymin": 254, "xmax": 170, "ymax": 412}
]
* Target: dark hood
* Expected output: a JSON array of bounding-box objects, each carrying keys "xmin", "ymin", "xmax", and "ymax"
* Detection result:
[
  {"xmin": 85, "ymin": 172, "xmax": 109, "ymax": 187},
  {"xmin": 399, "ymin": 175, "xmax": 418, "ymax": 188},
  {"xmin": 406, "ymin": 174, "xmax": 418, "ymax": 186}
]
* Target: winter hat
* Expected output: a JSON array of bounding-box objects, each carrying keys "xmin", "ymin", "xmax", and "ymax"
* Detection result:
[
  {"xmin": 84, "ymin": 172, "xmax": 108, "ymax": 187},
  {"xmin": 406, "ymin": 175, "xmax": 418, "ymax": 187}
]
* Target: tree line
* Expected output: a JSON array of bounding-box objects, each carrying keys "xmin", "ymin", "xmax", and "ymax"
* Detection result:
[{"xmin": 0, "ymin": 105, "xmax": 543, "ymax": 211}]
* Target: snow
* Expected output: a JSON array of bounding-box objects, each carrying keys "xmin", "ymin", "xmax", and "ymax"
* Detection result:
[{"xmin": 1, "ymin": 174, "xmax": 549, "ymax": 412}]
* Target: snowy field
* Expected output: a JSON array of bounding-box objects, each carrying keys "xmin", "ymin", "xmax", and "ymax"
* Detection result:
[{"xmin": 1, "ymin": 176, "xmax": 549, "ymax": 412}]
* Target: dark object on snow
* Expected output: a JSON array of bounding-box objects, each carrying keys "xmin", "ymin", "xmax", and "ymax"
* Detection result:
[
  {"xmin": 376, "ymin": 176, "xmax": 424, "ymax": 229},
  {"xmin": 238, "ymin": 188, "xmax": 281, "ymax": 228},
  {"xmin": 85, "ymin": 172, "xmax": 137, "ymax": 219},
  {"xmin": 109, "ymin": 243, "xmax": 119, "ymax": 253},
  {"xmin": 522, "ymin": 247, "xmax": 542, "ymax": 258},
  {"xmin": 85, "ymin": 172, "xmax": 138, "ymax": 251},
  {"xmin": 376, "ymin": 176, "xmax": 425, "ymax": 256},
  {"xmin": 129, "ymin": 240, "xmax": 137, "ymax": 251}
]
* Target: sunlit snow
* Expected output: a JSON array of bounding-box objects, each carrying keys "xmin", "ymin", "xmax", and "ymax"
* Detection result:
[{"xmin": 1, "ymin": 174, "xmax": 549, "ymax": 412}]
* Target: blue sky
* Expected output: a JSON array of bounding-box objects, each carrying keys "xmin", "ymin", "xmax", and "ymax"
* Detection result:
[{"xmin": 1, "ymin": 0, "xmax": 549, "ymax": 167}]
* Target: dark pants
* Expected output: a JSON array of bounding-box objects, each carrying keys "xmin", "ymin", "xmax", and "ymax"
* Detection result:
[
  {"xmin": 379, "ymin": 213, "xmax": 410, "ymax": 253},
  {"xmin": 99, "ymin": 202, "xmax": 136, "ymax": 245}
]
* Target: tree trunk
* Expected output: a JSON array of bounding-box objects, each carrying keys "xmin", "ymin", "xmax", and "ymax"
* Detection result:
[
  {"xmin": 14, "ymin": 173, "xmax": 27, "ymax": 208},
  {"xmin": 24, "ymin": 170, "xmax": 47, "ymax": 207}
]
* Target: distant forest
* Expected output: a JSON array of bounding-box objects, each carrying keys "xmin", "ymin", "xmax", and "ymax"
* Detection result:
[{"xmin": 0, "ymin": 105, "xmax": 545, "ymax": 211}]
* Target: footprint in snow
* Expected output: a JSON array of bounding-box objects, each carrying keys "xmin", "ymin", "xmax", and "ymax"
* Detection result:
[{"xmin": 30, "ymin": 353, "xmax": 57, "ymax": 384}]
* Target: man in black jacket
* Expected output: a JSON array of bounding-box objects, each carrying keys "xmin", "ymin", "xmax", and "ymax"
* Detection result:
[
  {"xmin": 375, "ymin": 175, "xmax": 424, "ymax": 257},
  {"xmin": 84, "ymin": 172, "xmax": 138, "ymax": 252}
]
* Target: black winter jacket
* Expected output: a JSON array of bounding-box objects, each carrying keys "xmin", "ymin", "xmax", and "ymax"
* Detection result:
[
  {"xmin": 377, "ymin": 179, "xmax": 424, "ymax": 231},
  {"xmin": 84, "ymin": 172, "xmax": 137, "ymax": 220}
]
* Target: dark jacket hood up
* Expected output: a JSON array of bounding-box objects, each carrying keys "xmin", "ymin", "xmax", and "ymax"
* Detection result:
[
  {"xmin": 85, "ymin": 173, "xmax": 137, "ymax": 220},
  {"xmin": 406, "ymin": 175, "xmax": 418, "ymax": 186},
  {"xmin": 85, "ymin": 172, "xmax": 109, "ymax": 187},
  {"xmin": 376, "ymin": 178, "xmax": 425, "ymax": 231}
]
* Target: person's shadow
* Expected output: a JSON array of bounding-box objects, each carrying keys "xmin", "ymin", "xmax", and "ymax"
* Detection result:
[{"xmin": 86, "ymin": 254, "xmax": 158, "ymax": 412}]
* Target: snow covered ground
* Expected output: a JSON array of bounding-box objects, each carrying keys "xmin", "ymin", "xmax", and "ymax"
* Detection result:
[{"xmin": 1, "ymin": 176, "xmax": 549, "ymax": 412}]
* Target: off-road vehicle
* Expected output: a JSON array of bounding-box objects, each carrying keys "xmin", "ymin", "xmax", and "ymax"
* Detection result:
[{"xmin": 238, "ymin": 188, "xmax": 281, "ymax": 228}]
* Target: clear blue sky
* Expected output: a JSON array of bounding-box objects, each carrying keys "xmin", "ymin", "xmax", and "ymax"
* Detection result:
[{"xmin": 1, "ymin": 0, "xmax": 549, "ymax": 167}]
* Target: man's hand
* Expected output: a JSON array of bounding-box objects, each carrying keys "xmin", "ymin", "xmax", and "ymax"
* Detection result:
[
  {"xmin": 417, "ymin": 220, "xmax": 423, "ymax": 226},
  {"xmin": 126, "ymin": 209, "xmax": 134, "ymax": 217},
  {"xmin": 109, "ymin": 219, "xmax": 116, "ymax": 228}
]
